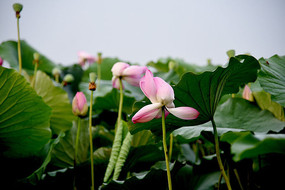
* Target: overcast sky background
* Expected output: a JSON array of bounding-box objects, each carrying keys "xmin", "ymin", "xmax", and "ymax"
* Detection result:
[{"xmin": 0, "ymin": 0, "xmax": 284, "ymax": 66}]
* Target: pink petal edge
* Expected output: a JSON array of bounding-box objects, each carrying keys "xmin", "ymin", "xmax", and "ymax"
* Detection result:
[
  {"xmin": 132, "ymin": 103, "xmax": 163, "ymax": 123},
  {"xmin": 166, "ymin": 107, "xmax": 199, "ymax": 120}
]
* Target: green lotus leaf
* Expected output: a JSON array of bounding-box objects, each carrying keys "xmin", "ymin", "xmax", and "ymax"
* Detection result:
[
  {"xmin": 258, "ymin": 54, "xmax": 285, "ymax": 106},
  {"xmin": 0, "ymin": 67, "xmax": 51, "ymax": 157},
  {"xmin": 34, "ymin": 71, "xmax": 75, "ymax": 134}
]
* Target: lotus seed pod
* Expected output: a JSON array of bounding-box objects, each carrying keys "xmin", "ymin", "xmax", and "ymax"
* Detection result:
[
  {"xmin": 52, "ymin": 67, "xmax": 61, "ymax": 76},
  {"xmin": 63, "ymin": 74, "xmax": 74, "ymax": 83},
  {"xmin": 13, "ymin": 3, "xmax": 23, "ymax": 13},
  {"xmin": 168, "ymin": 61, "xmax": 177, "ymax": 70},
  {"xmin": 89, "ymin": 72, "xmax": 96, "ymax": 83},
  {"xmin": 97, "ymin": 52, "xmax": 102, "ymax": 64},
  {"xmin": 33, "ymin": 52, "xmax": 40, "ymax": 62},
  {"xmin": 226, "ymin": 49, "xmax": 235, "ymax": 58}
]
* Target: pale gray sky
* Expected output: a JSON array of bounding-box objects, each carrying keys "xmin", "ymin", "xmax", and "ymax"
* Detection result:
[{"xmin": 1, "ymin": 0, "xmax": 284, "ymax": 66}]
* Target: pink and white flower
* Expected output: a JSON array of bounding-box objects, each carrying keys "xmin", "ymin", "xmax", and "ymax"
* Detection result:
[
  {"xmin": 111, "ymin": 62, "xmax": 147, "ymax": 89},
  {"xmin": 78, "ymin": 51, "xmax": 96, "ymax": 66},
  {"xmin": 72, "ymin": 92, "xmax": 88, "ymax": 117},
  {"xmin": 132, "ymin": 69, "xmax": 199, "ymax": 123}
]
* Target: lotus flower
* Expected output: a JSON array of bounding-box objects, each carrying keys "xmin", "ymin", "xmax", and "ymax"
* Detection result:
[
  {"xmin": 111, "ymin": 62, "xmax": 147, "ymax": 89},
  {"xmin": 72, "ymin": 92, "xmax": 88, "ymax": 117},
  {"xmin": 78, "ymin": 51, "xmax": 96, "ymax": 66},
  {"xmin": 132, "ymin": 69, "xmax": 199, "ymax": 123}
]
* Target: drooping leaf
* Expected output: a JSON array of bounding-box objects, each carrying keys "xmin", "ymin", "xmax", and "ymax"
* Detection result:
[
  {"xmin": 52, "ymin": 119, "xmax": 89, "ymax": 167},
  {"xmin": 221, "ymin": 132, "xmax": 285, "ymax": 161},
  {"xmin": 129, "ymin": 55, "xmax": 260, "ymax": 135},
  {"xmin": 252, "ymin": 91, "xmax": 285, "ymax": 121},
  {"xmin": 0, "ymin": 67, "xmax": 52, "ymax": 157},
  {"xmin": 34, "ymin": 71, "xmax": 75, "ymax": 134},
  {"xmin": 24, "ymin": 132, "xmax": 65, "ymax": 185},
  {"xmin": 258, "ymin": 55, "xmax": 285, "ymax": 106},
  {"xmin": 0, "ymin": 40, "xmax": 56, "ymax": 75}
]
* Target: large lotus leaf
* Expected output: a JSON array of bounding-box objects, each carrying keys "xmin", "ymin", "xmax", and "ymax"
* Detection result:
[
  {"xmin": 34, "ymin": 71, "xmax": 75, "ymax": 134},
  {"xmin": 51, "ymin": 119, "xmax": 89, "ymax": 167},
  {"xmin": 92, "ymin": 88, "xmax": 136, "ymax": 114},
  {"xmin": 174, "ymin": 98, "xmax": 285, "ymax": 142},
  {"xmin": 129, "ymin": 55, "xmax": 260, "ymax": 135},
  {"xmin": 221, "ymin": 132, "xmax": 285, "ymax": 161},
  {"xmin": 258, "ymin": 55, "xmax": 285, "ymax": 106},
  {"xmin": 0, "ymin": 67, "xmax": 52, "ymax": 157},
  {"xmin": 0, "ymin": 40, "xmax": 56, "ymax": 75}
]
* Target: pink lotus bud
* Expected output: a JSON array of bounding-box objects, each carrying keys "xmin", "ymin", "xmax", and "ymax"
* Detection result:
[
  {"xmin": 72, "ymin": 92, "xmax": 88, "ymax": 117},
  {"xmin": 0, "ymin": 57, "xmax": 3, "ymax": 66},
  {"xmin": 242, "ymin": 85, "xmax": 254, "ymax": 101}
]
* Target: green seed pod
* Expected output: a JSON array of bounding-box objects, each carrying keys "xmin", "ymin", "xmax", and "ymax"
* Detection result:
[
  {"xmin": 63, "ymin": 74, "xmax": 74, "ymax": 83},
  {"xmin": 52, "ymin": 67, "xmax": 61, "ymax": 76},
  {"xmin": 226, "ymin": 49, "xmax": 235, "ymax": 58},
  {"xmin": 13, "ymin": 3, "xmax": 23, "ymax": 13},
  {"xmin": 89, "ymin": 72, "xmax": 96, "ymax": 83},
  {"xmin": 168, "ymin": 60, "xmax": 177, "ymax": 70},
  {"xmin": 33, "ymin": 52, "xmax": 40, "ymax": 62}
]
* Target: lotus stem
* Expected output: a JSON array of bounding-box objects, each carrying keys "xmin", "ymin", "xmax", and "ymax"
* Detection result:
[
  {"xmin": 89, "ymin": 90, "xmax": 94, "ymax": 190},
  {"xmin": 211, "ymin": 119, "xmax": 232, "ymax": 190},
  {"xmin": 162, "ymin": 108, "xmax": 172, "ymax": 190}
]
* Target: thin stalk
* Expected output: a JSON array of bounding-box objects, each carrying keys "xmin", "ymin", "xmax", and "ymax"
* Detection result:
[
  {"xmin": 97, "ymin": 63, "xmax": 101, "ymax": 90},
  {"xmin": 162, "ymin": 108, "xmax": 172, "ymax": 190},
  {"xmin": 115, "ymin": 78, "xmax": 124, "ymax": 133},
  {"xmin": 168, "ymin": 133, "xmax": 173, "ymax": 161},
  {"xmin": 31, "ymin": 62, "xmax": 38, "ymax": 88},
  {"xmin": 16, "ymin": 17, "xmax": 22, "ymax": 74},
  {"xmin": 234, "ymin": 168, "xmax": 244, "ymax": 190},
  {"xmin": 211, "ymin": 119, "xmax": 232, "ymax": 190},
  {"xmin": 74, "ymin": 117, "xmax": 81, "ymax": 166},
  {"xmin": 73, "ymin": 117, "xmax": 81, "ymax": 190},
  {"xmin": 89, "ymin": 91, "xmax": 94, "ymax": 190},
  {"xmin": 55, "ymin": 74, "xmax": 59, "ymax": 83}
]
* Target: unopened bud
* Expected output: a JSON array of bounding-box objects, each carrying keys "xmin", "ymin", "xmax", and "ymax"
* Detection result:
[
  {"xmin": 63, "ymin": 74, "xmax": 74, "ymax": 83},
  {"xmin": 72, "ymin": 92, "xmax": 88, "ymax": 117}
]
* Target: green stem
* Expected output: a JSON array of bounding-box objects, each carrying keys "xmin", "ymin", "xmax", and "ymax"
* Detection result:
[
  {"xmin": 162, "ymin": 108, "xmax": 172, "ymax": 190},
  {"xmin": 16, "ymin": 17, "xmax": 22, "ymax": 74},
  {"xmin": 168, "ymin": 133, "xmax": 173, "ymax": 161},
  {"xmin": 74, "ymin": 117, "xmax": 81, "ymax": 166},
  {"xmin": 89, "ymin": 91, "xmax": 94, "ymax": 190},
  {"xmin": 97, "ymin": 63, "xmax": 101, "ymax": 90},
  {"xmin": 115, "ymin": 78, "xmax": 124, "ymax": 133},
  {"xmin": 32, "ymin": 62, "xmax": 38, "ymax": 88},
  {"xmin": 211, "ymin": 119, "xmax": 232, "ymax": 190},
  {"xmin": 55, "ymin": 74, "xmax": 59, "ymax": 83}
]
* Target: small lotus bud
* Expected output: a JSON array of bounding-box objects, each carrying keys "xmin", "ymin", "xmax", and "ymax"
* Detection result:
[
  {"xmin": 89, "ymin": 72, "xmax": 96, "ymax": 83},
  {"xmin": 63, "ymin": 74, "xmax": 74, "ymax": 83},
  {"xmin": 207, "ymin": 59, "xmax": 212, "ymax": 65},
  {"xmin": 33, "ymin": 52, "xmax": 40, "ymax": 62},
  {"xmin": 226, "ymin": 50, "xmax": 235, "ymax": 58},
  {"xmin": 72, "ymin": 92, "xmax": 88, "ymax": 117},
  {"xmin": 13, "ymin": 3, "xmax": 23, "ymax": 13},
  {"xmin": 168, "ymin": 61, "xmax": 177, "ymax": 70},
  {"xmin": 52, "ymin": 67, "xmax": 61, "ymax": 76}
]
